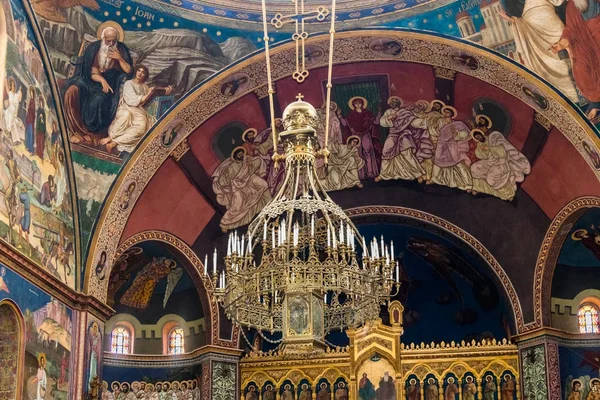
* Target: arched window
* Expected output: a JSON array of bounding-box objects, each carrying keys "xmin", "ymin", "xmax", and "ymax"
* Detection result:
[
  {"xmin": 110, "ymin": 326, "xmax": 131, "ymax": 354},
  {"xmin": 168, "ymin": 327, "xmax": 185, "ymax": 354},
  {"xmin": 578, "ymin": 304, "xmax": 600, "ymax": 333}
]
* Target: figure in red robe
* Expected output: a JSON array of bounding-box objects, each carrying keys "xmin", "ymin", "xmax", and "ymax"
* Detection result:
[
  {"xmin": 552, "ymin": 0, "xmax": 600, "ymax": 103},
  {"xmin": 339, "ymin": 97, "xmax": 382, "ymax": 179}
]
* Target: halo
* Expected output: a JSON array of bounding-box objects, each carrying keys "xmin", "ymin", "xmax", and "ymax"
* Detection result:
[
  {"xmin": 475, "ymin": 114, "xmax": 492, "ymax": 128},
  {"xmin": 485, "ymin": 375, "xmax": 493, "ymax": 381},
  {"xmin": 470, "ymin": 128, "xmax": 486, "ymax": 141},
  {"xmin": 590, "ymin": 378, "xmax": 600, "ymax": 388},
  {"xmin": 572, "ymin": 229, "xmax": 588, "ymax": 241},
  {"xmin": 302, "ymin": 383, "xmax": 308, "ymax": 389},
  {"xmin": 387, "ymin": 96, "xmax": 402, "ymax": 106},
  {"xmin": 447, "ymin": 377, "xmax": 455, "ymax": 383},
  {"xmin": 147, "ymin": 383, "xmax": 155, "ymax": 391},
  {"xmin": 347, "ymin": 135, "xmax": 361, "ymax": 145},
  {"xmin": 97, "ymin": 21, "xmax": 125, "ymax": 41},
  {"xmin": 348, "ymin": 96, "xmax": 368, "ymax": 110},
  {"xmin": 415, "ymin": 100, "xmax": 430, "ymax": 111},
  {"xmin": 242, "ymin": 128, "xmax": 257, "ymax": 142},
  {"xmin": 409, "ymin": 378, "xmax": 416, "ymax": 385},
  {"xmin": 285, "ymin": 383, "xmax": 291, "ymax": 390},
  {"xmin": 466, "ymin": 376, "xmax": 473, "ymax": 382},
  {"xmin": 111, "ymin": 381, "xmax": 120, "ymax": 389},
  {"xmin": 320, "ymin": 382, "xmax": 327, "ymax": 388},
  {"xmin": 37, "ymin": 352, "xmax": 46, "ymax": 364},
  {"xmin": 431, "ymin": 100, "xmax": 445, "ymax": 109},
  {"xmin": 338, "ymin": 382, "xmax": 345, "ymax": 388},
  {"xmin": 427, "ymin": 378, "xmax": 434, "ymax": 384},
  {"xmin": 266, "ymin": 384, "xmax": 273, "ymax": 390},
  {"xmin": 442, "ymin": 105, "xmax": 457, "ymax": 118},
  {"xmin": 503, "ymin": 374, "xmax": 511, "ymax": 381},
  {"xmin": 230, "ymin": 146, "xmax": 247, "ymax": 160},
  {"xmin": 330, "ymin": 101, "xmax": 338, "ymax": 112}
]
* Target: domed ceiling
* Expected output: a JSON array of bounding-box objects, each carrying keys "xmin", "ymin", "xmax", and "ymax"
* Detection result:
[
  {"xmin": 0, "ymin": 0, "xmax": 597, "ymax": 322},
  {"xmin": 77, "ymin": 29, "xmax": 600, "ymax": 338}
]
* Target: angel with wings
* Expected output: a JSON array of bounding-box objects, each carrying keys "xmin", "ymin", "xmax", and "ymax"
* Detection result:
[{"xmin": 119, "ymin": 257, "xmax": 182, "ymax": 309}]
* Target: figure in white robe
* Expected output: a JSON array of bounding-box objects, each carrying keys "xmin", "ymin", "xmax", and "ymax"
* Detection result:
[
  {"xmin": 377, "ymin": 97, "xmax": 433, "ymax": 182},
  {"xmin": 4, "ymin": 78, "xmax": 24, "ymax": 144},
  {"xmin": 499, "ymin": 0, "xmax": 578, "ymax": 102},
  {"xmin": 103, "ymin": 65, "xmax": 172, "ymax": 153},
  {"xmin": 470, "ymin": 130, "xmax": 531, "ymax": 200},
  {"xmin": 431, "ymin": 107, "xmax": 473, "ymax": 191},
  {"xmin": 35, "ymin": 354, "xmax": 47, "ymax": 400},
  {"xmin": 318, "ymin": 136, "xmax": 364, "ymax": 191},
  {"xmin": 212, "ymin": 146, "xmax": 271, "ymax": 231}
]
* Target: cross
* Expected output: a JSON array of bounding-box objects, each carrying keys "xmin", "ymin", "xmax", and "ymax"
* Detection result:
[{"xmin": 296, "ymin": 93, "xmax": 304, "ymax": 101}]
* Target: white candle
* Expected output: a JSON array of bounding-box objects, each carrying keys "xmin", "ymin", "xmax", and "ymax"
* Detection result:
[
  {"xmin": 213, "ymin": 249, "xmax": 217, "ymax": 274},
  {"xmin": 327, "ymin": 227, "xmax": 331, "ymax": 247},
  {"xmin": 272, "ymin": 228, "xmax": 276, "ymax": 248},
  {"xmin": 396, "ymin": 264, "xmax": 399, "ymax": 281},
  {"xmin": 227, "ymin": 234, "xmax": 231, "ymax": 256},
  {"xmin": 204, "ymin": 254, "xmax": 208, "ymax": 275},
  {"xmin": 263, "ymin": 220, "xmax": 267, "ymax": 241},
  {"xmin": 380, "ymin": 235, "xmax": 384, "ymax": 256},
  {"xmin": 311, "ymin": 215, "xmax": 315, "ymax": 237},
  {"xmin": 391, "ymin": 241, "xmax": 394, "ymax": 257},
  {"xmin": 339, "ymin": 223, "xmax": 344, "ymax": 244},
  {"xmin": 240, "ymin": 237, "xmax": 245, "ymax": 256}
]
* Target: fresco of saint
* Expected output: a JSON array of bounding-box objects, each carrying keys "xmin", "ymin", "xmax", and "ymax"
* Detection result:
[{"xmin": 63, "ymin": 26, "xmax": 133, "ymax": 145}]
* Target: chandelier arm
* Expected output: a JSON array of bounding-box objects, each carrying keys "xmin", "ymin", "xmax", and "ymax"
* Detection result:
[
  {"xmin": 323, "ymin": 0, "xmax": 337, "ymax": 156},
  {"xmin": 305, "ymin": 162, "xmax": 339, "ymax": 248},
  {"xmin": 260, "ymin": 0, "xmax": 279, "ymax": 163}
]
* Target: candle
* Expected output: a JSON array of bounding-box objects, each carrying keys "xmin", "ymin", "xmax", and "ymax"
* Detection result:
[
  {"xmin": 380, "ymin": 235, "xmax": 384, "ymax": 256},
  {"xmin": 263, "ymin": 220, "xmax": 267, "ymax": 241},
  {"xmin": 240, "ymin": 237, "xmax": 245, "ymax": 256},
  {"xmin": 339, "ymin": 223, "xmax": 344, "ymax": 244},
  {"xmin": 391, "ymin": 241, "xmax": 394, "ymax": 257},
  {"xmin": 204, "ymin": 254, "xmax": 208, "ymax": 275},
  {"xmin": 213, "ymin": 249, "xmax": 217, "ymax": 274},
  {"xmin": 327, "ymin": 227, "xmax": 331, "ymax": 247},
  {"xmin": 396, "ymin": 264, "xmax": 399, "ymax": 281},
  {"xmin": 227, "ymin": 234, "xmax": 231, "ymax": 256},
  {"xmin": 311, "ymin": 215, "xmax": 315, "ymax": 237}
]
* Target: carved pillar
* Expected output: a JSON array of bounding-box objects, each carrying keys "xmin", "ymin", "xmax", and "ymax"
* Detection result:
[
  {"xmin": 438, "ymin": 382, "xmax": 444, "ymax": 400},
  {"xmin": 516, "ymin": 335, "xmax": 561, "ymax": 400},
  {"xmin": 458, "ymin": 379, "xmax": 462, "ymax": 399},
  {"xmin": 477, "ymin": 378, "xmax": 483, "ymax": 399},
  {"xmin": 420, "ymin": 383, "xmax": 425, "ymax": 400}
]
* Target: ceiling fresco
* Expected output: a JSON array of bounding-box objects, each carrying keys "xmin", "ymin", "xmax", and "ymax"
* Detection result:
[
  {"xmin": 21, "ymin": 0, "xmax": 600, "ymax": 275},
  {"xmin": 83, "ymin": 30, "xmax": 600, "ymax": 327},
  {"xmin": 551, "ymin": 207, "xmax": 600, "ymax": 301},
  {"xmin": 106, "ymin": 240, "xmax": 202, "ymax": 323},
  {"xmin": 0, "ymin": 0, "xmax": 78, "ymax": 288}
]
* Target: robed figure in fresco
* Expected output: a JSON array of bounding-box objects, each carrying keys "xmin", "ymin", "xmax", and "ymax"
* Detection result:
[
  {"xmin": 551, "ymin": 0, "xmax": 600, "ymax": 105},
  {"xmin": 119, "ymin": 257, "xmax": 177, "ymax": 309},
  {"xmin": 64, "ymin": 26, "xmax": 133, "ymax": 144},
  {"xmin": 359, "ymin": 373, "xmax": 376, "ymax": 400},
  {"xmin": 377, "ymin": 97, "xmax": 433, "ymax": 183},
  {"xmin": 376, "ymin": 371, "xmax": 396, "ymax": 400},
  {"xmin": 212, "ymin": 146, "xmax": 271, "ymax": 231},
  {"xmin": 87, "ymin": 322, "xmax": 102, "ymax": 392},
  {"xmin": 499, "ymin": 0, "xmax": 579, "ymax": 102},
  {"xmin": 339, "ymin": 97, "xmax": 381, "ymax": 179}
]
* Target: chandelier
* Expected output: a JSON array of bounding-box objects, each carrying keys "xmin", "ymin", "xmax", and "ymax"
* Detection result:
[{"xmin": 209, "ymin": 0, "xmax": 401, "ymax": 355}]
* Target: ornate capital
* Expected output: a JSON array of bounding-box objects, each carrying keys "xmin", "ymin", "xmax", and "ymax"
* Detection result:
[
  {"xmin": 434, "ymin": 67, "xmax": 456, "ymax": 80},
  {"xmin": 171, "ymin": 139, "xmax": 190, "ymax": 161}
]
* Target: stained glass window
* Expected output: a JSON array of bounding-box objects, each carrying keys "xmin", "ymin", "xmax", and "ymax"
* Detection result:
[
  {"xmin": 578, "ymin": 304, "xmax": 600, "ymax": 333},
  {"xmin": 110, "ymin": 326, "xmax": 131, "ymax": 354},
  {"xmin": 169, "ymin": 327, "xmax": 185, "ymax": 354}
]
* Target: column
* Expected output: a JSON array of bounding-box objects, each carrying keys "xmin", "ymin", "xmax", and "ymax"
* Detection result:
[
  {"xmin": 517, "ymin": 336, "xmax": 561, "ymax": 400},
  {"xmin": 477, "ymin": 378, "xmax": 483, "ymax": 399},
  {"xmin": 438, "ymin": 381, "xmax": 444, "ymax": 400}
]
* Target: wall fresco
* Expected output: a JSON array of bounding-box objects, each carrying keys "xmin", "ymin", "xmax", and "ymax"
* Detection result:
[
  {"xmin": 0, "ymin": 263, "xmax": 73, "ymax": 400},
  {"xmin": 0, "ymin": 0, "xmax": 76, "ymax": 287}
]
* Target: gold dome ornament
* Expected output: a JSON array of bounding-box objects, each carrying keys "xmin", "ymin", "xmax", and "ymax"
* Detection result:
[{"xmin": 281, "ymin": 94, "xmax": 319, "ymax": 137}]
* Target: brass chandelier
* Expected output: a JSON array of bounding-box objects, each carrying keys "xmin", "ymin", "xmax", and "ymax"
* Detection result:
[{"xmin": 209, "ymin": 0, "xmax": 401, "ymax": 355}]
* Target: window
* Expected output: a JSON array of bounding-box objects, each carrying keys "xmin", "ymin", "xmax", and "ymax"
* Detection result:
[
  {"xmin": 168, "ymin": 327, "xmax": 185, "ymax": 354},
  {"xmin": 110, "ymin": 326, "xmax": 131, "ymax": 354},
  {"xmin": 578, "ymin": 304, "xmax": 600, "ymax": 333}
]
